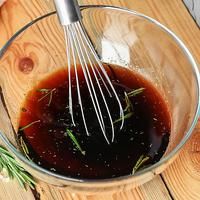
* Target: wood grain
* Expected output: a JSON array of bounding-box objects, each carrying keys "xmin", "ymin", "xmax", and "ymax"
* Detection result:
[
  {"xmin": 162, "ymin": 120, "xmax": 200, "ymax": 200},
  {"xmin": 0, "ymin": 180, "xmax": 34, "ymax": 200},
  {"xmin": 0, "ymin": 0, "xmax": 199, "ymax": 200},
  {"xmin": 35, "ymin": 176, "xmax": 172, "ymax": 200}
]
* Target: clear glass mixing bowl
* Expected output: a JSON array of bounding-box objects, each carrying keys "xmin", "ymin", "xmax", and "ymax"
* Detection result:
[{"xmin": 0, "ymin": 5, "xmax": 199, "ymax": 194}]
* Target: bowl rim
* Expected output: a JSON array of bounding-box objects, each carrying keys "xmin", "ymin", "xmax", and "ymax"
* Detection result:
[{"xmin": 0, "ymin": 5, "xmax": 199, "ymax": 185}]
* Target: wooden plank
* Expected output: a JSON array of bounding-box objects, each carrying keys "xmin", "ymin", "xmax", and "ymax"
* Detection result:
[
  {"xmin": 0, "ymin": 82, "xmax": 35, "ymax": 199},
  {"xmin": 0, "ymin": 1, "xmax": 55, "ymax": 200},
  {"xmin": 0, "ymin": 180, "xmax": 34, "ymax": 200},
  {"xmin": 0, "ymin": 0, "xmax": 199, "ymax": 200},
  {"xmin": 0, "ymin": 0, "xmax": 171, "ymax": 199},
  {"xmin": 72, "ymin": 2, "xmax": 200, "ymax": 200},
  {"xmin": 35, "ymin": 176, "xmax": 172, "ymax": 200},
  {"xmin": 162, "ymin": 121, "xmax": 200, "ymax": 200}
]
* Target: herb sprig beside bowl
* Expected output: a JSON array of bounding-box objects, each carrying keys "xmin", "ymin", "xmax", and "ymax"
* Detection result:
[{"xmin": 0, "ymin": 146, "xmax": 35, "ymax": 189}]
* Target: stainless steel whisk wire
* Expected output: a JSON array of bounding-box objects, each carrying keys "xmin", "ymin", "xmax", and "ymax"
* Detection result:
[{"xmin": 54, "ymin": 0, "xmax": 124, "ymax": 144}]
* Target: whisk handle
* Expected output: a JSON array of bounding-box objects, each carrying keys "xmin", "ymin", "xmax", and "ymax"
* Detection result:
[{"xmin": 54, "ymin": 0, "xmax": 82, "ymax": 25}]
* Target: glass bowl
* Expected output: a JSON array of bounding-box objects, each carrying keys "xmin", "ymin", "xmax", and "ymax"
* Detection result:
[{"xmin": 0, "ymin": 5, "xmax": 199, "ymax": 194}]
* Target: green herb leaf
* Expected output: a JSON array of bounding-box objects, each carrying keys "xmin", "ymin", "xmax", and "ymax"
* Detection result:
[
  {"xmin": 19, "ymin": 120, "xmax": 40, "ymax": 131},
  {"xmin": 114, "ymin": 112, "xmax": 133, "ymax": 124},
  {"xmin": 19, "ymin": 137, "xmax": 32, "ymax": 161},
  {"xmin": 127, "ymin": 88, "xmax": 145, "ymax": 97},
  {"xmin": 114, "ymin": 88, "xmax": 145, "ymax": 126},
  {"xmin": 37, "ymin": 88, "xmax": 56, "ymax": 106},
  {"xmin": 124, "ymin": 92, "xmax": 133, "ymax": 112},
  {"xmin": 0, "ymin": 146, "xmax": 36, "ymax": 189},
  {"xmin": 65, "ymin": 129, "xmax": 85, "ymax": 155},
  {"xmin": 132, "ymin": 155, "xmax": 150, "ymax": 175}
]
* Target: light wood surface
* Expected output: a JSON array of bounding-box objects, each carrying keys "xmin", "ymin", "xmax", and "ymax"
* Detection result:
[{"xmin": 0, "ymin": 0, "xmax": 199, "ymax": 199}]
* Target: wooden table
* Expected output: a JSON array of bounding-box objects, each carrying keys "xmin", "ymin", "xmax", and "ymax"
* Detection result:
[{"xmin": 0, "ymin": 0, "xmax": 199, "ymax": 199}]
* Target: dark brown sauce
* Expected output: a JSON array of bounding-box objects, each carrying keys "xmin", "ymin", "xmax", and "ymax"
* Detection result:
[{"xmin": 18, "ymin": 64, "xmax": 171, "ymax": 179}]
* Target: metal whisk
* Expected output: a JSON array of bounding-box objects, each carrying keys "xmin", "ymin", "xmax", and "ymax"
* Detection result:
[{"xmin": 54, "ymin": 0, "xmax": 124, "ymax": 144}]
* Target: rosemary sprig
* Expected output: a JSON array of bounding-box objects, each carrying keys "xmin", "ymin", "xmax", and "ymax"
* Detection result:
[
  {"xmin": 124, "ymin": 91, "xmax": 133, "ymax": 112},
  {"xmin": 19, "ymin": 120, "xmax": 40, "ymax": 131},
  {"xmin": 114, "ymin": 112, "xmax": 133, "ymax": 124},
  {"xmin": 127, "ymin": 88, "xmax": 145, "ymax": 97},
  {"xmin": 19, "ymin": 136, "xmax": 32, "ymax": 161},
  {"xmin": 132, "ymin": 155, "xmax": 150, "ymax": 175},
  {"xmin": 114, "ymin": 88, "xmax": 145, "ymax": 124},
  {"xmin": 65, "ymin": 129, "xmax": 85, "ymax": 155},
  {"xmin": 37, "ymin": 88, "xmax": 56, "ymax": 106},
  {"xmin": 114, "ymin": 91, "xmax": 134, "ymax": 124},
  {"xmin": 0, "ymin": 146, "xmax": 35, "ymax": 189}
]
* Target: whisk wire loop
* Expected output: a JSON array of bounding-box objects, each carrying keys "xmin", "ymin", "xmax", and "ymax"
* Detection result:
[
  {"xmin": 64, "ymin": 22, "xmax": 124, "ymax": 144},
  {"xmin": 74, "ymin": 22, "xmax": 116, "ymax": 143},
  {"xmin": 70, "ymin": 23, "xmax": 108, "ymax": 141},
  {"xmin": 64, "ymin": 27, "xmax": 75, "ymax": 126},
  {"xmin": 78, "ymin": 21, "xmax": 125, "ymax": 130},
  {"xmin": 67, "ymin": 25, "xmax": 90, "ymax": 136}
]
